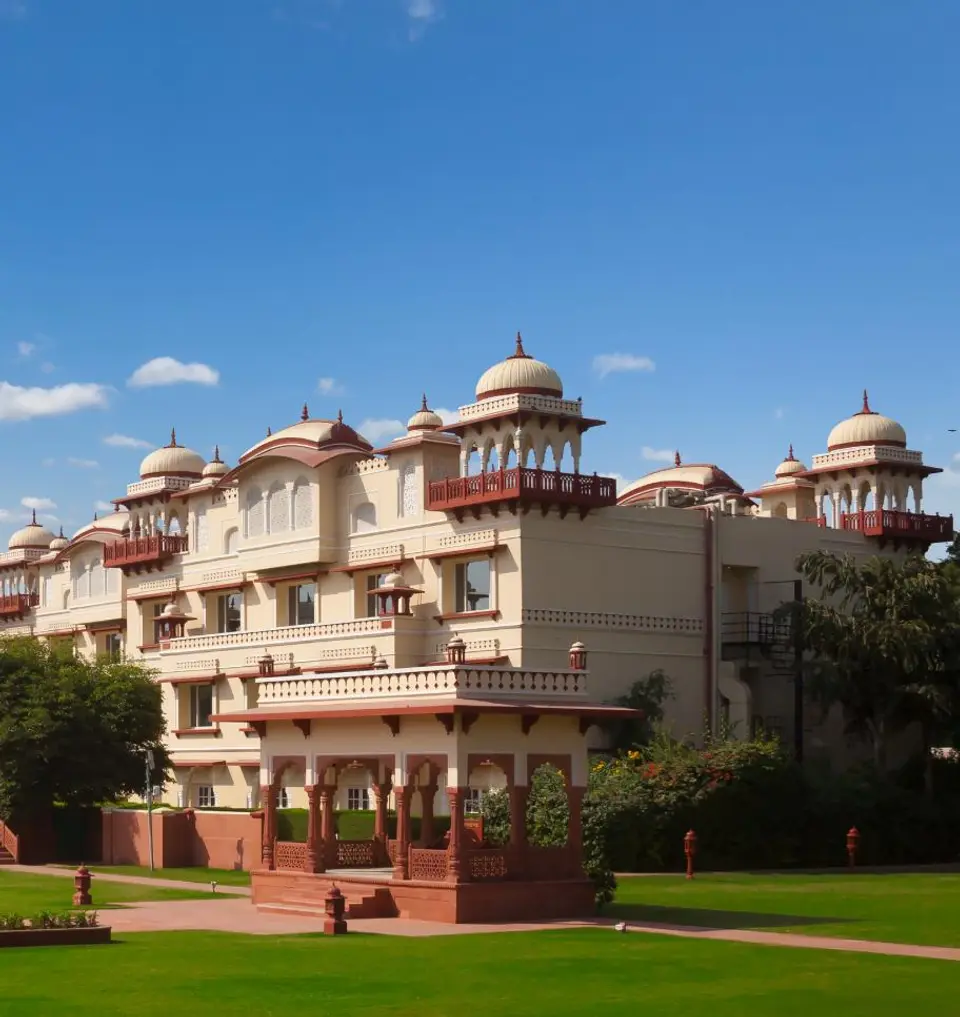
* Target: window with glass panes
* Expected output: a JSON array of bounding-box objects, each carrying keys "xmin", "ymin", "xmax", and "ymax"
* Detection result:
[
  {"xmin": 365, "ymin": 574, "xmax": 388, "ymax": 616},
  {"xmin": 188, "ymin": 684, "xmax": 215, "ymax": 728},
  {"xmin": 454, "ymin": 559, "xmax": 491, "ymax": 613},
  {"xmin": 287, "ymin": 583, "xmax": 315, "ymax": 626},
  {"xmin": 347, "ymin": 787, "xmax": 371, "ymax": 810},
  {"xmin": 103, "ymin": 632, "xmax": 122, "ymax": 660},
  {"xmin": 197, "ymin": 786, "xmax": 216, "ymax": 808},
  {"xmin": 216, "ymin": 591, "xmax": 242, "ymax": 633}
]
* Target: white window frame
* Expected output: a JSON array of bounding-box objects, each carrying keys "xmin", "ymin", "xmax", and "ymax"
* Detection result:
[
  {"xmin": 453, "ymin": 557, "xmax": 493, "ymax": 614},
  {"xmin": 188, "ymin": 683, "xmax": 216, "ymax": 729},
  {"xmin": 197, "ymin": 785, "xmax": 217, "ymax": 809},
  {"xmin": 347, "ymin": 787, "xmax": 371, "ymax": 811}
]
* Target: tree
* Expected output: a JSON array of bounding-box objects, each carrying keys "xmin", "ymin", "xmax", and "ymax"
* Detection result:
[
  {"xmin": 0, "ymin": 636, "xmax": 169, "ymax": 822},
  {"xmin": 605, "ymin": 669, "xmax": 673, "ymax": 753},
  {"xmin": 793, "ymin": 550, "xmax": 960, "ymax": 785}
]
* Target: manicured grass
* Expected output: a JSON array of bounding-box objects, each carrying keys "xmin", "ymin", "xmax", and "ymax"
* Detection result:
[
  {"xmin": 0, "ymin": 870, "xmax": 218, "ymax": 912},
  {"xmin": 612, "ymin": 872, "xmax": 960, "ymax": 946},
  {"xmin": 54, "ymin": 864, "xmax": 251, "ymax": 888},
  {"xmin": 1, "ymin": 929, "xmax": 957, "ymax": 1015}
]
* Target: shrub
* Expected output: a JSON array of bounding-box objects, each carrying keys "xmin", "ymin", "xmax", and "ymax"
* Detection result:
[{"xmin": 0, "ymin": 911, "xmax": 97, "ymax": 930}]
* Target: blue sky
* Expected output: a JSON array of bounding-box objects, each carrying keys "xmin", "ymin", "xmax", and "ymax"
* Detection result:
[{"xmin": 2, "ymin": 0, "xmax": 959, "ymax": 544}]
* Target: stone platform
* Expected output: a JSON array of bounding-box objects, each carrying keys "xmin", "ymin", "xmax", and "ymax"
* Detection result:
[{"xmin": 252, "ymin": 867, "xmax": 597, "ymax": 924}]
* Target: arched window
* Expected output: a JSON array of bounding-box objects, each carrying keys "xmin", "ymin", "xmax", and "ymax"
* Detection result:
[
  {"xmin": 167, "ymin": 514, "xmax": 182, "ymax": 536},
  {"xmin": 224, "ymin": 527, "xmax": 239, "ymax": 554},
  {"xmin": 293, "ymin": 478, "xmax": 313, "ymax": 530},
  {"xmin": 352, "ymin": 501, "xmax": 377, "ymax": 533},
  {"xmin": 90, "ymin": 559, "xmax": 105, "ymax": 597},
  {"xmin": 268, "ymin": 482, "xmax": 290, "ymax": 534},
  {"xmin": 245, "ymin": 486, "xmax": 264, "ymax": 538},
  {"xmin": 399, "ymin": 463, "xmax": 418, "ymax": 517}
]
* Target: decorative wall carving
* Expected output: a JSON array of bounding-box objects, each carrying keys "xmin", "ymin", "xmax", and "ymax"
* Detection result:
[{"xmin": 522, "ymin": 608, "xmax": 703, "ymax": 635}]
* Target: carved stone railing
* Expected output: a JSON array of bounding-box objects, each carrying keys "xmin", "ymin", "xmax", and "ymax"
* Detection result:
[
  {"xmin": 466, "ymin": 847, "xmax": 510, "ymax": 881},
  {"xmin": 839, "ymin": 510, "xmax": 952, "ymax": 543},
  {"xmin": 0, "ymin": 593, "xmax": 39, "ymax": 620},
  {"xmin": 811, "ymin": 446, "xmax": 924, "ymax": 469},
  {"xmin": 162, "ymin": 617, "xmax": 386, "ymax": 654},
  {"xmin": 103, "ymin": 534, "xmax": 189, "ymax": 570},
  {"xmin": 335, "ymin": 839, "xmax": 378, "ymax": 868},
  {"xmin": 457, "ymin": 393, "xmax": 583, "ymax": 421},
  {"xmin": 258, "ymin": 665, "xmax": 589, "ymax": 704},
  {"xmin": 409, "ymin": 847, "xmax": 449, "ymax": 882},
  {"xmin": 273, "ymin": 840, "xmax": 308, "ymax": 871},
  {"xmin": 427, "ymin": 468, "xmax": 616, "ymax": 515},
  {"xmin": 0, "ymin": 819, "xmax": 19, "ymax": 862}
]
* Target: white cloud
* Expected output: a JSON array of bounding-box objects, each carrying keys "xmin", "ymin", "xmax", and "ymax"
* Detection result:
[
  {"xmin": 103, "ymin": 433, "xmax": 151, "ymax": 449},
  {"xmin": 604, "ymin": 472, "xmax": 629, "ymax": 492},
  {"xmin": 40, "ymin": 361, "xmax": 55, "ymax": 374},
  {"xmin": 642, "ymin": 446, "xmax": 675, "ymax": 463},
  {"xmin": 774, "ymin": 407, "xmax": 786, "ymax": 421},
  {"xmin": 67, "ymin": 457, "xmax": 99, "ymax": 469},
  {"xmin": 93, "ymin": 500, "xmax": 114, "ymax": 513},
  {"xmin": 406, "ymin": 0, "xmax": 441, "ymax": 40},
  {"xmin": 16, "ymin": 340, "xmax": 34, "ymax": 358},
  {"xmin": 21, "ymin": 496, "xmax": 56, "ymax": 511},
  {"xmin": 0, "ymin": 380, "xmax": 109, "ymax": 421},
  {"xmin": 434, "ymin": 407, "xmax": 458, "ymax": 425},
  {"xmin": 41, "ymin": 457, "xmax": 55, "ymax": 467},
  {"xmin": 317, "ymin": 377, "xmax": 343, "ymax": 396},
  {"xmin": 592, "ymin": 353, "xmax": 656, "ymax": 379},
  {"xmin": 127, "ymin": 357, "xmax": 220, "ymax": 388},
  {"xmin": 0, "ymin": 508, "xmax": 14, "ymax": 522},
  {"xmin": 359, "ymin": 418, "xmax": 405, "ymax": 443}
]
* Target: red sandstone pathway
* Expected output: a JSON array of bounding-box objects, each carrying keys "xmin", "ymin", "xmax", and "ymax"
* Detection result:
[{"xmin": 8, "ymin": 866, "xmax": 960, "ymax": 960}]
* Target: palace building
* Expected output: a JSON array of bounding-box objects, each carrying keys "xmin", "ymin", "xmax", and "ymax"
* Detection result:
[{"xmin": 0, "ymin": 337, "xmax": 952, "ymax": 905}]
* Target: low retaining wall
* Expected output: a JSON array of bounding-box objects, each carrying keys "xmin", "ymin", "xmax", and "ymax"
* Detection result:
[
  {"xmin": 0, "ymin": 926, "xmax": 111, "ymax": 948},
  {"xmin": 101, "ymin": 810, "xmax": 263, "ymax": 871}
]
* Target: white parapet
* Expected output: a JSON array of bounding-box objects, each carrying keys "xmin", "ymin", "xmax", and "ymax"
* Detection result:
[{"xmin": 257, "ymin": 665, "xmax": 589, "ymax": 704}]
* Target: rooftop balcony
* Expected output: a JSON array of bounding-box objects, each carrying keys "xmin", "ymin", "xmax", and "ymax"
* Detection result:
[
  {"xmin": 0, "ymin": 593, "xmax": 39, "ymax": 621},
  {"xmin": 807, "ymin": 510, "xmax": 953, "ymax": 545},
  {"xmin": 427, "ymin": 467, "xmax": 617, "ymax": 520},
  {"xmin": 103, "ymin": 534, "xmax": 189, "ymax": 573},
  {"xmin": 257, "ymin": 664, "xmax": 590, "ymax": 706}
]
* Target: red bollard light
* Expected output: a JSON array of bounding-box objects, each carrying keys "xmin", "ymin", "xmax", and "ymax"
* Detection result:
[
  {"xmin": 73, "ymin": 864, "xmax": 93, "ymax": 906},
  {"xmin": 323, "ymin": 884, "xmax": 348, "ymax": 935},
  {"xmin": 684, "ymin": 829, "xmax": 697, "ymax": 880},
  {"xmin": 846, "ymin": 827, "xmax": 860, "ymax": 870}
]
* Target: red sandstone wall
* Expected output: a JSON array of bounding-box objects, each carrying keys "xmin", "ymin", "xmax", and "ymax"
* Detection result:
[{"xmin": 101, "ymin": 810, "xmax": 262, "ymax": 871}]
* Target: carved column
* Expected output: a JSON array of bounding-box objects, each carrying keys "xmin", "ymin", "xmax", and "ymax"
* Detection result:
[
  {"xmin": 446, "ymin": 786, "xmax": 467, "ymax": 884},
  {"xmin": 509, "ymin": 784, "xmax": 529, "ymax": 878},
  {"xmin": 260, "ymin": 785, "xmax": 276, "ymax": 870},
  {"xmin": 393, "ymin": 786, "xmax": 411, "ymax": 880},
  {"xmin": 419, "ymin": 782, "xmax": 438, "ymax": 846},
  {"xmin": 319, "ymin": 785, "xmax": 337, "ymax": 869},
  {"xmin": 567, "ymin": 785, "xmax": 586, "ymax": 877},
  {"xmin": 305, "ymin": 785, "xmax": 321, "ymax": 873},
  {"xmin": 373, "ymin": 781, "xmax": 392, "ymax": 865}
]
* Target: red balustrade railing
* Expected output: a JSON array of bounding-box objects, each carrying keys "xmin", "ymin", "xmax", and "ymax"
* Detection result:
[
  {"xmin": 0, "ymin": 819, "xmax": 19, "ymax": 861},
  {"xmin": 103, "ymin": 534, "xmax": 189, "ymax": 568},
  {"xmin": 427, "ymin": 468, "xmax": 617, "ymax": 513},
  {"xmin": 801, "ymin": 510, "xmax": 952, "ymax": 542},
  {"xmin": 0, "ymin": 592, "xmax": 39, "ymax": 618}
]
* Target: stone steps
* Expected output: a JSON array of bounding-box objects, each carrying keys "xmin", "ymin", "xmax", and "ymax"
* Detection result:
[
  {"xmin": 0, "ymin": 847, "xmax": 15, "ymax": 865},
  {"xmin": 258, "ymin": 886, "xmax": 396, "ymax": 921}
]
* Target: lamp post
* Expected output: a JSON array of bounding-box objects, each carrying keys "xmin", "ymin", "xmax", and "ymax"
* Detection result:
[{"xmin": 145, "ymin": 749, "xmax": 155, "ymax": 872}]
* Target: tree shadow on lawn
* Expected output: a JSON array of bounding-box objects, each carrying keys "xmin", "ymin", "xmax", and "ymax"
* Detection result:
[{"xmin": 604, "ymin": 903, "xmax": 855, "ymax": 932}]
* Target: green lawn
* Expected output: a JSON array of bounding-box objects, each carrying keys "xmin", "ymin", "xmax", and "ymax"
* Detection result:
[
  {"xmin": 612, "ymin": 872, "xmax": 960, "ymax": 946},
  {"xmin": 0, "ymin": 870, "xmax": 218, "ymax": 913},
  {"xmin": 52, "ymin": 864, "xmax": 251, "ymax": 888},
  {"xmin": 0, "ymin": 929, "xmax": 957, "ymax": 1016}
]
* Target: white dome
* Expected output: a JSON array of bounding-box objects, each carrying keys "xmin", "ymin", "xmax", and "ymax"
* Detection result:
[
  {"xmin": 475, "ymin": 334, "xmax": 563, "ymax": 401},
  {"xmin": 774, "ymin": 446, "xmax": 807, "ymax": 478},
  {"xmin": 72, "ymin": 510, "xmax": 131, "ymax": 541},
  {"xmin": 202, "ymin": 446, "xmax": 230, "ymax": 478},
  {"xmin": 826, "ymin": 392, "xmax": 906, "ymax": 451},
  {"xmin": 407, "ymin": 395, "xmax": 444, "ymax": 432},
  {"xmin": 8, "ymin": 512, "xmax": 55, "ymax": 551},
  {"xmin": 139, "ymin": 429, "xmax": 206, "ymax": 479},
  {"xmin": 381, "ymin": 571, "xmax": 404, "ymax": 588},
  {"xmin": 48, "ymin": 527, "xmax": 69, "ymax": 551},
  {"xmin": 240, "ymin": 408, "xmax": 371, "ymax": 463}
]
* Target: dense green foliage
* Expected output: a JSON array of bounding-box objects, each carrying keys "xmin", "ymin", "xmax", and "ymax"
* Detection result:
[
  {"xmin": 0, "ymin": 910, "xmax": 99, "ymax": 930},
  {"xmin": 0, "ymin": 637, "xmax": 168, "ymax": 821},
  {"xmin": 275, "ymin": 808, "xmax": 450, "ymax": 843},
  {"xmin": 607, "ymin": 669, "xmax": 674, "ymax": 752},
  {"xmin": 793, "ymin": 550, "xmax": 960, "ymax": 774}
]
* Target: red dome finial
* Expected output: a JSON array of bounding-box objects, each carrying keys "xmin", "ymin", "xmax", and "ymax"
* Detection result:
[
  {"xmin": 337, "ymin": 408, "xmax": 344, "ymax": 424},
  {"xmin": 266, "ymin": 425, "xmax": 272, "ymax": 437},
  {"xmin": 301, "ymin": 403, "xmax": 309, "ymax": 422},
  {"xmin": 421, "ymin": 393, "xmax": 429, "ymax": 411},
  {"xmin": 30, "ymin": 508, "xmax": 37, "ymax": 525},
  {"xmin": 58, "ymin": 526, "xmax": 64, "ymax": 538},
  {"xmin": 213, "ymin": 445, "xmax": 222, "ymax": 463},
  {"xmin": 861, "ymin": 389, "xmax": 872, "ymax": 414},
  {"xmin": 512, "ymin": 331, "xmax": 530, "ymax": 359},
  {"xmin": 169, "ymin": 427, "xmax": 178, "ymax": 448},
  {"xmin": 674, "ymin": 451, "xmax": 681, "ymax": 467},
  {"xmin": 787, "ymin": 443, "xmax": 795, "ymax": 460}
]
